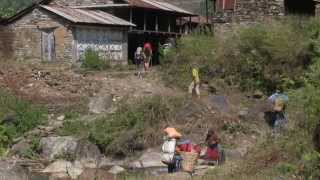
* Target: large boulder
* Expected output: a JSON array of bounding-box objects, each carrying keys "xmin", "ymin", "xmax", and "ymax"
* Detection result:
[
  {"xmin": 138, "ymin": 150, "xmax": 166, "ymax": 168},
  {"xmin": 40, "ymin": 137, "xmax": 78, "ymax": 160},
  {"xmin": 0, "ymin": 161, "xmax": 29, "ymax": 180},
  {"xmin": 88, "ymin": 94, "xmax": 113, "ymax": 114},
  {"xmin": 79, "ymin": 169, "xmax": 116, "ymax": 180},
  {"xmin": 42, "ymin": 160, "xmax": 83, "ymax": 179},
  {"xmin": 39, "ymin": 137, "xmax": 102, "ymax": 168},
  {"xmin": 108, "ymin": 165, "xmax": 125, "ymax": 175},
  {"xmin": 11, "ymin": 139, "xmax": 32, "ymax": 156},
  {"xmin": 74, "ymin": 139, "xmax": 102, "ymax": 168},
  {"xmin": 129, "ymin": 149, "xmax": 166, "ymax": 169}
]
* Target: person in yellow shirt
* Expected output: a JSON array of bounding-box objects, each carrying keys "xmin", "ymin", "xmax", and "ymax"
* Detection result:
[{"xmin": 188, "ymin": 65, "xmax": 200, "ymax": 98}]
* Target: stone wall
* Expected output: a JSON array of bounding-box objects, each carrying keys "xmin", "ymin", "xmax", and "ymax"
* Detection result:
[
  {"xmin": 213, "ymin": 0, "xmax": 285, "ymax": 24},
  {"xmin": 233, "ymin": 0, "xmax": 284, "ymax": 22},
  {"xmin": 0, "ymin": 7, "xmax": 129, "ymax": 64},
  {"xmin": 0, "ymin": 8, "xmax": 73, "ymax": 62}
]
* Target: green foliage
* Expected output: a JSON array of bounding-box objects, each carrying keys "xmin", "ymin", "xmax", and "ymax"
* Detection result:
[
  {"xmin": 81, "ymin": 48, "xmax": 110, "ymax": 71},
  {"xmin": 59, "ymin": 120, "xmax": 91, "ymax": 137},
  {"xmin": 0, "ymin": 0, "xmax": 34, "ymax": 18},
  {"xmin": 276, "ymin": 163, "xmax": 297, "ymax": 175},
  {"xmin": 0, "ymin": 89, "xmax": 47, "ymax": 156},
  {"xmin": 162, "ymin": 17, "xmax": 313, "ymax": 93},
  {"xmin": 161, "ymin": 34, "xmax": 216, "ymax": 88},
  {"xmin": 18, "ymin": 136, "xmax": 41, "ymax": 159},
  {"xmin": 301, "ymin": 151, "xmax": 320, "ymax": 179},
  {"xmin": 60, "ymin": 96, "xmax": 184, "ymax": 156}
]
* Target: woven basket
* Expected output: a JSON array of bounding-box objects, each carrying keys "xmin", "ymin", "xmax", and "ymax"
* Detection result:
[{"xmin": 180, "ymin": 152, "xmax": 198, "ymax": 172}]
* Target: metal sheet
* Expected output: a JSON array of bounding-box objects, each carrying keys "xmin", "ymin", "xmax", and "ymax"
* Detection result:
[
  {"xmin": 128, "ymin": 0, "xmax": 195, "ymax": 15},
  {"xmin": 40, "ymin": 5, "xmax": 135, "ymax": 26}
]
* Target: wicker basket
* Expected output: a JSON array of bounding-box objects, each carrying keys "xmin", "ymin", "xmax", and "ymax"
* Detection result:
[{"xmin": 180, "ymin": 152, "xmax": 198, "ymax": 172}]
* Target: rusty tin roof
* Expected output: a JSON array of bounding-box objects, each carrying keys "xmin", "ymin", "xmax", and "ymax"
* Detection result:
[
  {"xmin": 128, "ymin": 0, "xmax": 195, "ymax": 16},
  {"xmin": 40, "ymin": 5, "xmax": 135, "ymax": 26}
]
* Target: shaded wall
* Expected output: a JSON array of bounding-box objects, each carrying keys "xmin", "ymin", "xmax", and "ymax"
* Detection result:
[
  {"xmin": 213, "ymin": 0, "xmax": 285, "ymax": 25},
  {"xmin": 233, "ymin": 0, "xmax": 284, "ymax": 23},
  {"xmin": 0, "ymin": 8, "xmax": 73, "ymax": 61}
]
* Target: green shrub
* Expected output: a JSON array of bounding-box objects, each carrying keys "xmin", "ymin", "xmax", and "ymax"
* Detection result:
[
  {"xmin": 0, "ymin": 89, "xmax": 47, "ymax": 156},
  {"xmin": 301, "ymin": 151, "xmax": 320, "ymax": 179},
  {"xmin": 18, "ymin": 135, "xmax": 41, "ymax": 159},
  {"xmin": 81, "ymin": 48, "xmax": 110, "ymax": 71},
  {"xmin": 60, "ymin": 96, "xmax": 185, "ymax": 156},
  {"xmin": 162, "ymin": 17, "xmax": 312, "ymax": 93},
  {"xmin": 161, "ymin": 34, "xmax": 216, "ymax": 88}
]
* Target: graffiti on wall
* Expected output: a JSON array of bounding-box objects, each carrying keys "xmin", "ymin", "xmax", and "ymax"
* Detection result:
[{"xmin": 76, "ymin": 27, "xmax": 124, "ymax": 61}]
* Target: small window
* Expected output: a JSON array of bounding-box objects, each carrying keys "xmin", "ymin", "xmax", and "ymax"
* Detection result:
[{"xmin": 216, "ymin": 0, "xmax": 235, "ymax": 11}]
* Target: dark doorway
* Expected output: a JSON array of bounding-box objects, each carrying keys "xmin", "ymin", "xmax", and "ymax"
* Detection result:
[
  {"xmin": 285, "ymin": 0, "xmax": 315, "ymax": 16},
  {"xmin": 128, "ymin": 32, "xmax": 176, "ymax": 65}
]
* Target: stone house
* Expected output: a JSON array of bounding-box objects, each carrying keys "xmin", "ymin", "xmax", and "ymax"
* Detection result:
[
  {"xmin": 211, "ymin": 0, "xmax": 320, "ymax": 24},
  {"xmin": 0, "ymin": 0, "xmax": 195, "ymax": 64}
]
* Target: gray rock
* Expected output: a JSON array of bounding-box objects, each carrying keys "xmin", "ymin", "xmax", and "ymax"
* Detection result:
[
  {"xmin": 98, "ymin": 157, "xmax": 125, "ymax": 168},
  {"xmin": 108, "ymin": 165, "xmax": 125, "ymax": 175},
  {"xmin": 79, "ymin": 169, "xmax": 115, "ymax": 180},
  {"xmin": 40, "ymin": 137, "xmax": 103, "ymax": 169},
  {"xmin": 42, "ymin": 160, "xmax": 72, "ymax": 174},
  {"xmin": 0, "ymin": 161, "xmax": 29, "ymax": 180},
  {"xmin": 128, "ymin": 161, "xmax": 143, "ymax": 169},
  {"xmin": 138, "ymin": 150, "xmax": 166, "ymax": 168},
  {"xmin": 66, "ymin": 161, "xmax": 84, "ymax": 179},
  {"xmin": 89, "ymin": 95, "xmax": 113, "ymax": 114},
  {"xmin": 208, "ymin": 95, "xmax": 230, "ymax": 113},
  {"xmin": 11, "ymin": 140, "xmax": 31, "ymax": 156},
  {"xmin": 74, "ymin": 139, "xmax": 102, "ymax": 168},
  {"xmin": 40, "ymin": 136, "xmax": 78, "ymax": 160},
  {"xmin": 42, "ymin": 160, "xmax": 84, "ymax": 179},
  {"xmin": 238, "ymin": 108, "xmax": 249, "ymax": 119},
  {"xmin": 57, "ymin": 115, "xmax": 65, "ymax": 121}
]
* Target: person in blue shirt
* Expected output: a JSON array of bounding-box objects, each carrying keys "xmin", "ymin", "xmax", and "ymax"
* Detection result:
[{"xmin": 266, "ymin": 90, "xmax": 289, "ymax": 136}]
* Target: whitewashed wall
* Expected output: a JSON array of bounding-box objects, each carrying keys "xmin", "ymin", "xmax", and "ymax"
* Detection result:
[{"xmin": 74, "ymin": 26, "xmax": 128, "ymax": 64}]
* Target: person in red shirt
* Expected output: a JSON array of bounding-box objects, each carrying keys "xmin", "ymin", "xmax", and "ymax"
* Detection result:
[
  {"xmin": 143, "ymin": 42, "xmax": 153, "ymax": 72},
  {"xmin": 203, "ymin": 129, "xmax": 225, "ymax": 165}
]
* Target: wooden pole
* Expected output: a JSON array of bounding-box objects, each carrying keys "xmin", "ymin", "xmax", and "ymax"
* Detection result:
[
  {"xmin": 130, "ymin": 7, "xmax": 133, "ymax": 30},
  {"xmin": 155, "ymin": 14, "xmax": 159, "ymax": 32},
  {"xmin": 168, "ymin": 18, "xmax": 171, "ymax": 33},
  {"xmin": 179, "ymin": 17, "xmax": 182, "ymax": 34},
  {"xmin": 189, "ymin": 16, "xmax": 191, "ymax": 33},
  {"xmin": 144, "ymin": 11, "xmax": 147, "ymax": 31}
]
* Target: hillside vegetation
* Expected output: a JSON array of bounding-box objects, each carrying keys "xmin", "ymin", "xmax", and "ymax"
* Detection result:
[
  {"xmin": 160, "ymin": 16, "xmax": 320, "ymax": 178},
  {"xmin": 0, "ymin": 0, "xmax": 34, "ymax": 18},
  {"xmin": 0, "ymin": 7, "xmax": 320, "ymax": 178}
]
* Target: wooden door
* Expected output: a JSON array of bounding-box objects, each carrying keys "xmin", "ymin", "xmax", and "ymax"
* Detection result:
[{"xmin": 42, "ymin": 30, "xmax": 55, "ymax": 61}]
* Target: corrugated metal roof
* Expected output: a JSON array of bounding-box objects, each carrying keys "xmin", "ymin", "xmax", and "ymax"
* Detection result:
[
  {"xmin": 71, "ymin": 4, "xmax": 130, "ymax": 9},
  {"xmin": 128, "ymin": 0, "xmax": 195, "ymax": 16},
  {"xmin": 40, "ymin": 5, "xmax": 135, "ymax": 26}
]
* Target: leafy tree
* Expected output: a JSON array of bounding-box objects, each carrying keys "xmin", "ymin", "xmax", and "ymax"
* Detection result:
[{"xmin": 0, "ymin": 0, "xmax": 34, "ymax": 18}]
